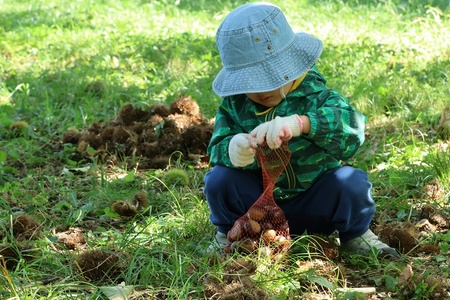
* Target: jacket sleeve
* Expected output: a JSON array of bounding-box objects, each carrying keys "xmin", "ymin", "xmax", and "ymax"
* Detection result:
[
  {"xmin": 303, "ymin": 72, "xmax": 366, "ymax": 161},
  {"xmin": 207, "ymin": 99, "xmax": 259, "ymax": 169}
]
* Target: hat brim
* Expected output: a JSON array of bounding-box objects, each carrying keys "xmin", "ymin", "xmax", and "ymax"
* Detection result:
[{"xmin": 212, "ymin": 33, "xmax": 323, "ymax": 98}]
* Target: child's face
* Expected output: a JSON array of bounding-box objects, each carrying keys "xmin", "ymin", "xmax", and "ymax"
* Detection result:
[{"xmin": 245, "ymin": 81, "xmax": 294, "ymax": 108}]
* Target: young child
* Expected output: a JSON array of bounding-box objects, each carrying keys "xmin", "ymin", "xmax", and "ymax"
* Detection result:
[{"xmin": 203, "ymin": 2, "xmax": 399, "ymax": 258}]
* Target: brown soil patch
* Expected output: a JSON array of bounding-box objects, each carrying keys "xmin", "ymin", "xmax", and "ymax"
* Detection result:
[{"xmin": 204, "ymin": 258, "xmax": 269, "ymax": 300}]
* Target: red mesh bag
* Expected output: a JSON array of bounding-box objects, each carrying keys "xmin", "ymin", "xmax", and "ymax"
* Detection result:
[{"xmin": 223, "ymin": 141, "xmax": 292, "ymax": 257}]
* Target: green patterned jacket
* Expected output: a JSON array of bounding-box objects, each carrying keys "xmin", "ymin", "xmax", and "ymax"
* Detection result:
[{"xmin": 207, "ymin": 65, "xmax": 366, "ymax": 202}]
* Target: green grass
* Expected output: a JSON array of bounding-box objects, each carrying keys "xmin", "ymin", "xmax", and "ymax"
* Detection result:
[{"xmin": 1, "ymin": 0, "xmax": 450, "ymax": 299}]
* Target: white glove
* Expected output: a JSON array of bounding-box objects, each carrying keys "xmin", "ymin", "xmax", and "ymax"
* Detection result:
[
  {"xmin": 228, "ymin": 133, "xmax": 257, "ymax": 167},
  {"xmin": 251, "ymin": 115, "xmax": 303, "ymax": 149}
]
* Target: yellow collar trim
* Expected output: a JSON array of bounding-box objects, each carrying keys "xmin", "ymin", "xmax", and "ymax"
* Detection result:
[
  {"xmin": 254, "ymin": 71, "xmax": 309, "ymax": 116},
  {"xmin": 288, "ymin": 71, "xmax": 309, "ymax": 93},
  {"xmin": 255, "ymin": 107, "xmax": 274, "ymax": 116}
]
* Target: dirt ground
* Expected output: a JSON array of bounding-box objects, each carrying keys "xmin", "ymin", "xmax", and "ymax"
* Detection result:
[
  {"xmin": 2, "ymin": 97, "xmax": 449, "ymax": 299},
  {"xmin": 55, "ymin": 98, "xmax": 450, "ymax": 299},
  {"xmin": 2, "ymin": 205, "xmax": 448, "ymax": 299}
]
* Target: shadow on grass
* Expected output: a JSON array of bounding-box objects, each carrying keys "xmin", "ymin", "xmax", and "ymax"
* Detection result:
[
  {"xmin": 139, "ymin": 0, "xmax": 249, "ymax": 13},
  {"xmin": 2, "ymin": 30, "xmax": 219, "ymax": 129},
  {"xmin": 318, "ymin": 37, "xmax": 449, "ymax": 124},
  {"xmin": 2, "ymin": 2, "xmax": 447, "ymax": 130},
  {"xmin": 0, "ymin": 0, "xmax": 250, "ymax": 33},
  {"xmin": 307, "ymin": 0, "xmax": 449, "ymax": 13}
]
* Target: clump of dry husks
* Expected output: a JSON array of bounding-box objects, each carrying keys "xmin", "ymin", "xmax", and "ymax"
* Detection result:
[
  {"xmin": 61, "ymin": 94, "xmax": 213, "ymax": 170},
  {"xmin": 111, "ymin": 191, "xmax": 149, "ymax": 217},
  {"xmin": 0, "ymin": 243, "xmax": 37, "ymax": 269},
  {"xmin": 0, "ymin": 215, "xmax": 43, "ymax": 269},
  {"xmin": 377, "ymin": 222, "xmax": 420, "ymax": 254},
  {"xmin": 0, "ymin": 214, "xmax": 42, "ymax": 242},
  {"xmin": 74, "ymin": 249, "xmax": 129, "ymax": 283}
]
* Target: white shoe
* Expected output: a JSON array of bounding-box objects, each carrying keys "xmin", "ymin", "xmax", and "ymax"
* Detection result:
[
  {"xmin": 341, "ymin": 229, "xmax": 400, "ymax": 258},
  {"xmin": 206, "ymin": 232, "xmax": 227, "ymax": 254}
]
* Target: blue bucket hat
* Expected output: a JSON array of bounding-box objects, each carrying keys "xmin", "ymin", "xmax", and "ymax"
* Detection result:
[{"xmin": 212, "ymin": 2, "xmax": 323, "ymax": 98}]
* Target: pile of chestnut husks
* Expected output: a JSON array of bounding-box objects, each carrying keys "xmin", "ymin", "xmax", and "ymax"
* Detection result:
[{"xmin": 223, "ymin": 204, "xmax": 291, "ymax": 257}]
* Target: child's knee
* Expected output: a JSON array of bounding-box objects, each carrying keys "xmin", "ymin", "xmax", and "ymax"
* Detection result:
[
  {"xmin": 334, "ymin": 167, "xmax": 371, "ymax": 196},
  {"xmin": 204, "ymin": 166, "xmax": 237, "ymax": 195}
]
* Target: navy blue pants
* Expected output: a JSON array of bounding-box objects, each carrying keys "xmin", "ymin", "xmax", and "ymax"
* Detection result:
[{"xmin": 203, "ymin": 165, "xmax": 375, "ymax": 243}]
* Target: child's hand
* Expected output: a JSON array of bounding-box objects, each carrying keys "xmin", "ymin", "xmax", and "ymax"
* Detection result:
[
  {"xmin": 228, "ymin": 133, "xmax": 257, "ymax": 167},
  {"xmin": 251, "ymin": 115, "xmax": 303, "ymax": 149}
]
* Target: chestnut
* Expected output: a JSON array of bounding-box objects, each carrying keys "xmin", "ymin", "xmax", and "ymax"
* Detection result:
[
  {"xmin": 239, "ymin": 238, "xmax": 257, "ymax": 253},
  {"xmin": 261, "ymin": 229, "xmax": 277, "ymax": 244},
  {"xmin": 247, "ymin": 205, "xmax": 267, "ymax": 221},
  {"xmin": 227, "ymin": 219, "xmax": 244, "ymax": 242},
  {"xmin": 269, "ymin": 207, "xmax": 286, "ymax": 224},
  {"xmin": 244, "ymin": 219, "xmax": 261, "ymax": 237}
]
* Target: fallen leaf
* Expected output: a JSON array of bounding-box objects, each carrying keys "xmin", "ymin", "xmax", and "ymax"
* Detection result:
[
  {"xmin": 99, "ymin": 282, "xmax": 133, "ymax": 300},
  {"xmin": 398, "ymin": 264, "xmax": 413, "ymax": 286}
]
